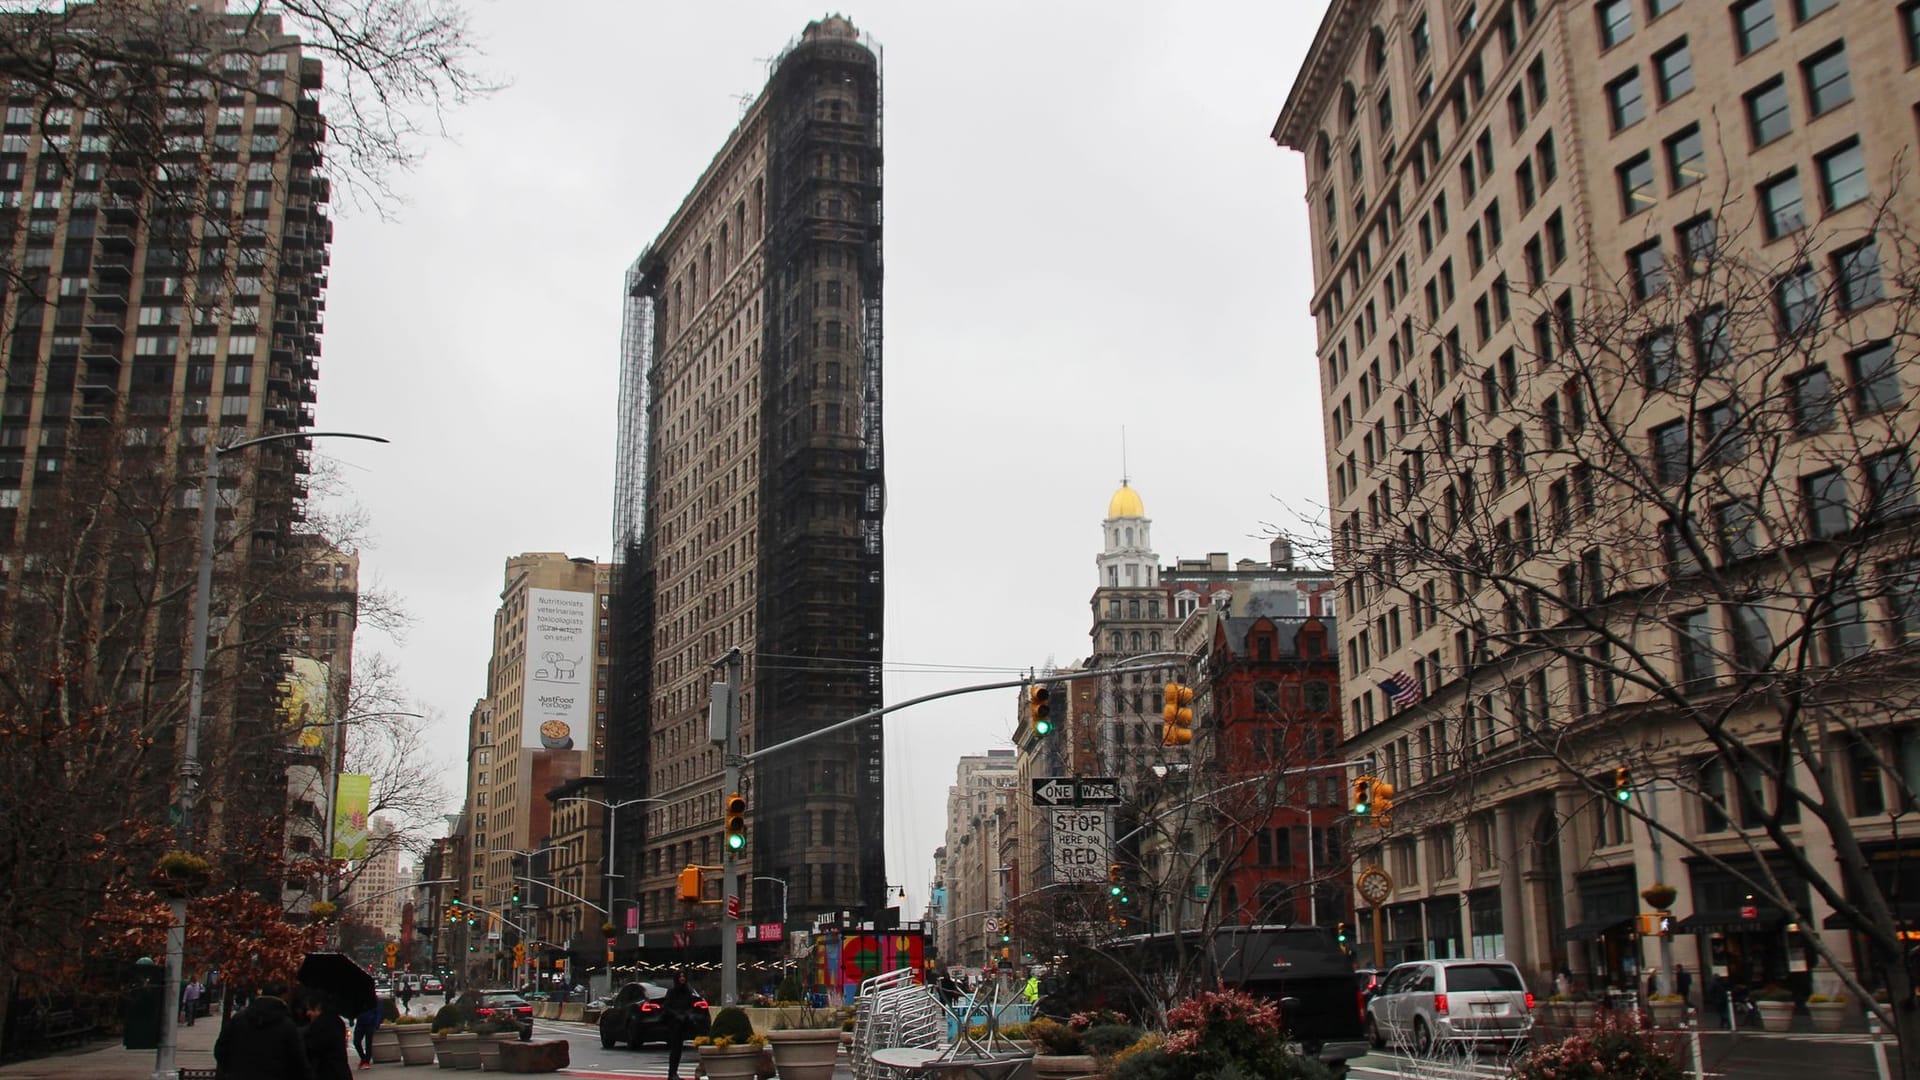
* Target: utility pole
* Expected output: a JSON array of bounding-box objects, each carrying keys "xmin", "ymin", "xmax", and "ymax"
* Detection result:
[{"xmin": 713, "ymin": 647, "xmax": 743, "ymax": 1007}]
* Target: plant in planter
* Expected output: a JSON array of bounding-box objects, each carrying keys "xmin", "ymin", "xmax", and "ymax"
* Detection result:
[
  {"xmin": 1514, "ymin": 1011, "xmax": 1683, "ymax": 1080},
  {"xmin": 1647, "ymin": 993, "xmax": 1686, "ymax": 1027},
  {"xmin": 695, "ymin": 1007, "xmax": 767, "ymax": 1080},
  {"xmin": 1151, "ymin": 990, "xmax": 1333, "ymax": 1079},
  {"xmin": 150, "ymin": 851, "xmax": 213, "ymax": 897},
  {"xmin": 767, "ymin": 998, "xmax": 843, "ymax": 1080},
  {"xmin": 1806, "ymin": 993, "xmax": 1850, "ymax": 1032},
  {"xmin": 1751, "ymin": 985, "xmax": 1796, "ymax": 1031}
]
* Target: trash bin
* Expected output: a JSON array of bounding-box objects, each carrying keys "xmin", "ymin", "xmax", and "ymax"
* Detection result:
[{"xmin": 122, "ymin": 960, "xmax": 165, "ymax": 1050}]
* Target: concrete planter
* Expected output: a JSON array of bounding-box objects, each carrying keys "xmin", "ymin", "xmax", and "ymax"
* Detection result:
[
  {"xmin": 697, "ymin": 1044, "xmax": 765, "ymax": 1080},
  {"xmin": 476, "ymin": 1031, "xmax": 517, "ymax": 1070},
  {"xmin": 766, "ymin": 1028, "xmax": 841, "ymax": 1080},
  {"xmin": 1755, "ymin": 1001, "xmax": 1796, "ymax": 1032},
  {"xmin": 370, "ymin": 1027, "xmax": 402, "ymax": 1063},
  {"xmin": 1648, "ymin": 1002, "xmax": 1686, "ymax": 1029},
  {"xmin": 1032, "ymin": 1053, "xmax": 1097, "ymax": 1079},
  {"xmin": 435, "ymin": 1032, "xmax": 480, "ymax": 1070},
  {"xmin": 1808, "ymin": 1002, "xmax": 1849, "ymax": 1032},
  {"xmin": 395, "ymin": 1025, "xmax": 436, "ymax": 1065},
  {"xmin": 1566, "ymin": 1001, "xmax": 1599, "ymax": 1027}
]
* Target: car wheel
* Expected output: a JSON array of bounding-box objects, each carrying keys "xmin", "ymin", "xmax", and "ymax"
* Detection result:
[
  {"xmin": 1413, "ymin": 1018, "xmax": 1434, "ymax": 1055},
  {"xmin": 1367, "ymin": 1016, "xmax": 1384, "ymax": 1049},
  {"xmin": 599, "ymin": 1027, "xmax": 614, "ymax": 1050}
]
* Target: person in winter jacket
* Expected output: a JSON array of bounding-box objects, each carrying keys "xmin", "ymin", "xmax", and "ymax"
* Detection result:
[
  {"xmin": 297, "ymin": 990, "xmax": 354, "ymax": 1080},
  {"xmin": 213, "ymin": 980, "xmax": 313, "ymax": 1080}
]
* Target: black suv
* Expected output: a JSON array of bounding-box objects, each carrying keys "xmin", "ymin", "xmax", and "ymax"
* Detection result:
[{"xmin": 597, "ymin": 981, "xmax": 711, "ymax": 1049}]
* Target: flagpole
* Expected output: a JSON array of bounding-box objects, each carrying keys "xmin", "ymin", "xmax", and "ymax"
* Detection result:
[{"xmin": 1307, "ymin": 806, "xmax": 1316, "ymax": 924}]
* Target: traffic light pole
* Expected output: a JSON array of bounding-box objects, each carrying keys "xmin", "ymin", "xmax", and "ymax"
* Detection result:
[{"xmin": 716, "ymin": 647, "xmax": 743, "ymax": 1007}]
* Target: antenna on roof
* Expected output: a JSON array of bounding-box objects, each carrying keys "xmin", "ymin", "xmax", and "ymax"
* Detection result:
[{"xmin": 1121, "ymin": 426, "xmax": 1129, "ymax": 488}]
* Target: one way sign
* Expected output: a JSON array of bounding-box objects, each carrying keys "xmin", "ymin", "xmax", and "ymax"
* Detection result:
[{"xmin": 1031, "ymin": 778, "xmax": 1078, "ymax": 806}]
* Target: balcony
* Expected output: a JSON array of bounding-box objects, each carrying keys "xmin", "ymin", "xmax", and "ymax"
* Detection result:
[
  {"xmin": 102, "ymin": 196, "xmax": 139, "ymax": 223},
  {"xmin": 83, "ymin": 317, "xmax": 124, "ymax": 342},
  {"xmin": 94, "ymin": 255, "xmax": 131, "ymax": 282},
  {"xmin": 89, "ymin": 284, "xmax": 128, "ymax": 311},
  {"xmin": 97, "ymin": 223, "xmax": 135, "ymax": 254}
]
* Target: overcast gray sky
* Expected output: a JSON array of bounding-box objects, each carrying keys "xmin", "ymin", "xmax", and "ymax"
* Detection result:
[{"xmin": 313, "ymin": 0, "xmax": 1332, "ymax": 914}]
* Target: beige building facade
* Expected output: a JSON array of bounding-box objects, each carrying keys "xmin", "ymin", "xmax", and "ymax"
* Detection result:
[
  {"xmin": 934, "ymin": 750, "xmax": 1018, "ymax": 969},
  {"xmin": 1277, "ymin": 0, "xmax": 1920, "ymax": 995}
]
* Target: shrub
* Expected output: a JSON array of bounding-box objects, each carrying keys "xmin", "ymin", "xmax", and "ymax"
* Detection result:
[
  {"xmin": 708, "ymin": 1005, "xmax": 755, "ymax": 1043},
  {"xmin": 431, "ymin": 1003, "xmax": 466, "ymax": 1034},
  {"xmin": 1513, "ymin": 1012, "xmax": 1683, "ymax": 1080},
  {"xmin": 1110, "ymin": 1044, "xmax": 1181, "ymax": 1080},
  {"xmin": 1082, "ymin": 1023, "xmax": 1144, "ymax": 1057},
  {"xmin": 1161, "ymin": 990, "xmax": 1332, "ymax": 1079},
  {"xmin": 774, "ymin": 970, "xmax": 805, "ymax": 1004},
  {"xmin": 1027, "ymin": 1018, "xmax": 1085, "ymax": 1055},
  {"xmin": 1808, "ymin": 993, "xmax": 1847, "ymax": 1004}
]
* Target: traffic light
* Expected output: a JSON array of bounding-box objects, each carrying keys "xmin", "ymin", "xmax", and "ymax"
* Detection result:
[
  {"xmin": 724, "ymin": 792, "xmax": 748, "ymax": 852},
  {"xmin": 1336, "ymin": 921, "xmax": 1351, "ymax": 946},
  {"xmin": 512, "ymin": 942, "xmax": 526, "ymax": 967},
  {"xmin": 510, "ymin": 885, "xmax": 521, "ymax": 905},
  {"xmin": 1029, "ymin": 685, "xmax": 1053, "ymax": 737},
  {"xmin": 1161, "ymin": 682, "xmax": 1195, "ymax": 746},
  {"xmin": 1613, "ymin": 766, "xmax": 1632, "ymax": 803},
  {"xmin": 1353, "ymin": 776, "xmax": 1374, "ymax": 816},
  {"xmin": 1001, "ymin": 931, "xmax": 1011, "ymax": 944},
  {"xmin": 1108, "ymin": 863, "xmax": 1124, "ymax": 897},
  {"xmin": 678, "ymin": 864, "xmax": 702, "ymax": 903},
  {"xmin": 1371, "ymin": 778, "xmax": 1395, "ymax": 822}
]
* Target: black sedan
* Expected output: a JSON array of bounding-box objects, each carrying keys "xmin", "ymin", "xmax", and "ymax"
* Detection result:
[
  {"xmin": 473, "ymin": 991, "xmax": 535, "ymax": 1040},
  {"xmin": 597, "ymin": 982, "xmax": 710, "ymax": 1049}
]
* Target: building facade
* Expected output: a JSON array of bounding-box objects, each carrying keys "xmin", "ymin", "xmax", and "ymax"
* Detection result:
[
  {"xmin": 341, "ymin": 816, "xmax": 403, "ymax": 938},
  {"xmin": 933, "ymin": 750, "xmax": 1017, "ymax": 969},
  {"xmin": 611, "ymin": 16, "xmax": 886, "ymax": 944},
  {"xmin": 1276, "ymin": 0, "xmax": 1920, "ymax": 994}
]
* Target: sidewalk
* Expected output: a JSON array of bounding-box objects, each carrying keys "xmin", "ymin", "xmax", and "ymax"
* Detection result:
[{"xmin": 0, "ymin": 1014, "xmax": 424, "ymax": 1080}]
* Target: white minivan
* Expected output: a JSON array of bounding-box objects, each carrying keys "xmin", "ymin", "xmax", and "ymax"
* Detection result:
[{"xmin": 1366, "ymin": 958, "xmax": 1533, "ymax": 1052}]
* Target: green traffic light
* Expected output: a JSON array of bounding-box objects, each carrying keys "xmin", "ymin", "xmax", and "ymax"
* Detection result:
[
  {"xmin": 1616, "ymin": 788, "xmax": 1632, "ymax": 803},
  {"xmin": 727, "ymin": 832, "xmax": 746, "ymax": 851},
  {"xmin": 1035, "ymin": 718, "xmax": 1052, "ymax": 736}
]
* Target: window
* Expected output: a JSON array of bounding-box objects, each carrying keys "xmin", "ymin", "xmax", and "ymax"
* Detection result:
[
  {"xmin": 1802, "ymin": 45, "xmax": 1851, "ymax": 115},
  {"xmin": 1746, "ymin": 77, "xmax": 1791, "ymax": 146},
  {"xmin": 1834, "ymin": 240, "xmax": 1883, "ymax": 312},
  {"xmin": 1655, "ymin": 40, "xmax": 1694, "ymax": 101},
  {"xmin": 1729, "ymin": 602, "xmax": 1773, "ymax": 670},
  {"xmin": 1608, "ymin": 70, "xmax": 1646, "ymax": 130},
  {"xmin": 1794, "ymin": 0, "xmax": 1835, "ymax": 21},
  {"xmin": 1619, "ymin": 153, "xmax": 1657, "ymax": 215},
  {"xmin": 1849, "ymin": 341, "xmax": 1901, "ymax": 414},
  {"xmin": 1597, "ymin": 0, "xmax": 1634, "ymax": 46},
  {"xmin": 1675, "ymin": 609, "xmax": 1715, "ymax": 686},
  {"xmin": 1412, "ymin": 14, "xmax": 1431, "ymax": 61},
  {"xmin": 1817, "ymin": 139, "xmax": 1867, "ymax": 211},
  {"xmin": 1734, "ymin": 0, "xmax": 1778, "ymax": 54},
  {"xmin": 1537, "ymin": 131, "xmax": 1558, "ymax": 184},
  {"xmin": 1700, "ymin": 401, "xmax": 1742, "ymax": 467},
  {"xmin": 1651, "ymin": 419, "xmax": 1689, "ymax": 483},
  {"xmin": 1906, "ymin": 1, "xmax": 1920, "ymax": 65},
  {"xmin": 1788, "ymin": 367, "xmax": 1835, "ymax": 433},
  {"xmin": 1679, "ymin": 215, "xmax": 1717, "ymax": 274},
  {"xmin": 1546, "ymin": 211, "xmax": 1567, "ymax": 265},
  {"xmin": 1693, "ymin": 305, "xmax": 1731, "ymax": 370},
  {"xmin": 1759, "ymin": 170, "xmax": 1804, "ymax": 239},
  {"xmin": 1866, "ymin": 451, "xmax": 1917, "ymax": 518},
  {"xmin": 1825, "ymin": 578, "xmax": 1870, "ymax": 662},
  {"xmin": 1887, "ymin": 558, "xmax": 1920, "ymax": 643},
  {"xmin": 1775, "ymin": 264, "xmax": 1819, "ymax": 336},
  {"xmin": 1715, "ymin": 500, "xmax": 1760, "ymax": 560},
  {"xmin": 1848, "ymin": 739, "xmax": 1886, "ymax": 817},
  {"xmin": 1803, "ymin": 468, "xmax": 1851, "ymax": 538},
  {"xmin": 1629, "ymin": 240, "xmax": 1667, "ymax": 299},
  {"xmin": 1665, "ymin": 124, "xmax": 1705, "ymax": 190},
  {"xmin": 1642, "ymin": 328, "xmax": 1678, "ymax": 387},
  {"xmin": 1663, "ymin": 517, "xmax": 1704, "ymax": 573}
]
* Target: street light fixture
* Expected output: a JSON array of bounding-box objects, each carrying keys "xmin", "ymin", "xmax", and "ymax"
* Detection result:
[
  {"xmin": 555, "ymin": 795, "xmax": 664, "ymax": 934},
  {"xmin": 154, "ymin": 430, "xmax": 386, "ymax": 1080}
]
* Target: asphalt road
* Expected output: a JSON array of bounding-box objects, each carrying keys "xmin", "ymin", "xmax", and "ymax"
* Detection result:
[{"xmin": 1346, "ymin": 1031, "xmax": 1894, "ymax": 1080}]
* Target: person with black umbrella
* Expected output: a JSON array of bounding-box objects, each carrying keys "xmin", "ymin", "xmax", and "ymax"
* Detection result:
[
  {"xmin": 296, "ymin": 990, "xmax": 353, "ymax": 1080},
  {"xmin": 213, "ymin": 978, "xmax": 312, "ymax": 1080}
]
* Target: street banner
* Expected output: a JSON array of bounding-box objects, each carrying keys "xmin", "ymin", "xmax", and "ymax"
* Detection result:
[{"xmin": 332, "ymin": 772, "xmax": 372, "ymax": 859}]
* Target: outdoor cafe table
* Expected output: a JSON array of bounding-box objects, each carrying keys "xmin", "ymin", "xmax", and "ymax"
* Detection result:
[{"xmin": 869, "ymin": 1046, "xmax": 1034, "ymax": 1080}]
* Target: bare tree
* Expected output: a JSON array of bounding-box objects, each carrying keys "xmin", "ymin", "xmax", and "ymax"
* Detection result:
[{"xmin": 1326, "ymin": 185, "xmax": 1920, "ymax": 1070}]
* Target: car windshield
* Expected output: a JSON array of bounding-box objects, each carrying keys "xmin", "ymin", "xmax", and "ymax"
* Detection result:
[{"xmin": 1446, "ymin": 965, "xmax": 1524, "ymax": 992}]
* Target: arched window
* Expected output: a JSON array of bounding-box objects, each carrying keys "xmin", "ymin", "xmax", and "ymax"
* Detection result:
[
  {"xmin": 1110, "ymin": 632, "xmax": 1123, "ymax": 651},
  {"xmin": 1129, "ymin": 631, "xmax": 1143, "ymax": 652},
  {"xmin": 1316, "ymin": 131, "xmax": 1333, "ymax": 174},
  {"xmin": 1149, "ymin": 631, "xmax": 1162, "ymax": 650},
  {"xmin": 1125, "ymin": 527, "xmax": 1134, "ymax": 546},
  {"xmin": 1340, "ymin": 82, "xmax": 1359, "ymax": 128},
  {"xmin": 1366, "ymin": 27, "xmax": 1388, "ymax": 79}
]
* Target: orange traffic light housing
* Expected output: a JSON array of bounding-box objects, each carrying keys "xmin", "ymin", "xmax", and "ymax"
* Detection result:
[
  {"xmin": 1029, "ymin": 686, "xmax": 1053, "ymax": 736},
  {"xmin": 724, "ymin": 792, "xmax": 748, "ymax": 852},
  {"xmin": 1613, "ymin": 766, "xmax": 1632, "ymax": 803},
  {"xmin": 1161, "ymin": 682, "xmax": 1195, "ymax": 746},
  {"xmin": 677, "ymin": 864, "xmax": 703, "ymax": 903},
  {"xmin": 1353, "ymin": 776, "xmax": 1374, "ymax": 816}
]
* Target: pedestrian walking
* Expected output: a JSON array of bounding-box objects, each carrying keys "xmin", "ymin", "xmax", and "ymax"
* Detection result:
[
  {"xmin": 397, "ymin": 982, "xmax": 414, "ymax": 1014},
  {"xmin": 1706, "ymin": 972, "xmax": 1728, "ymax": 1028},
  {"xmin": 182, "ymin": 975, "xmax": 205, "ymax": 1026},
  {"xmin": 662, "ymin": 970, "xmax": 697, "ymax": 1080},
  {"xmin": 299, "ymin": 991, "xmax": 353, "ymax": 1080},
  {"xmin": 351, "ymin": 999, "xmax": 381, "ymax": 1070},
  {"xmin": 213, "ymin": 979, "xmax": 311, "ymax": 1080}
]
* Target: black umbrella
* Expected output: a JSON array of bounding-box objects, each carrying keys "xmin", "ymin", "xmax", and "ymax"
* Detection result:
[{"xmin": 298, "ymin": 952, "xmax": 376, "ymax": 1016}]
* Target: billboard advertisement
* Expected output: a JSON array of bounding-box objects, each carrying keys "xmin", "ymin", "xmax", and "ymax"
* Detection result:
[
  {"xmin": 280, "ymin": 656, "xmax": 331, "ymax": 749},
  {"xmin": 332, "ymin": 772, "xmax": 371, "ymax": 860},
  {"xmin": 524, "ymin": 587, "xmax": 591, "ymax": 751}
]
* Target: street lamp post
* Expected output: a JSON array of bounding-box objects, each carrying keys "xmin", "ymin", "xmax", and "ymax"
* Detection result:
[
  {"xmin": 556, "ymin": 795, "xmax": 664, "ymax": 938},
  {"xmin": 751, "ymin": 876, "xmax": 789, "ymax": 930},
  {"xmin": 153, "ymin": 431, "xmax": 386, "ymax": 1080}
]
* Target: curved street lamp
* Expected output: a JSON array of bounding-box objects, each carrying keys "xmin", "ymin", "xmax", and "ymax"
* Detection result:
[{"xmin": 155, "ymin": 430, "xmax": 387, "ymax": 1080}]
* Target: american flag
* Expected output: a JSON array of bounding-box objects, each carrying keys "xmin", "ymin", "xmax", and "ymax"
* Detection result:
[{"xmin": 1378, "ymin": 671, "xmax": 1423, "ymax": 708}]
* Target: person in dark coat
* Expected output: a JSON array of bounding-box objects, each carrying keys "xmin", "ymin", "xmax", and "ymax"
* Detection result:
[
  {"xmin": 298, "ymin": 991, "xmax": 354, "ymax": 1080},
  {"xmin": 213, "ymin": 980, "xmax": 313, "ymax": 1080},
  {"xmin": 662, "ymin": 971, "xmax": 698, "ymax": 1080},
  {"xmin": 1676, "ymin": 964, "xmax": 1694, "ymax": 1007}
]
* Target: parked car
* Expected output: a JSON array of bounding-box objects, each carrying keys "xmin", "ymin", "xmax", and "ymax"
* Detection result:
[
  {"xmin": 1355, "ymin": 968, "xmax": 1385, "ymax": 1000},
  {"xmin": 423, "ymin": 977, "xmax": 445, "ymax": 994},
  {"xmin": 473, "ymin": 991, "xmax": 535, "ymax": 1040},
  {"xmin": 597, "ymin": 981, "xmax": 711, "ymax": 1049},
  {"xmin": 1367, "ymin": 959, "xmax": 1533, "ymax": 1053}
]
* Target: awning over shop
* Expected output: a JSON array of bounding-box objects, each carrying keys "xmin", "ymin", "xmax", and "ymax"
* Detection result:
[
  {"xmin": 1675, "ymin": 909, "xmax": 1790, "ymax": 935},
  {"xmin": 1820, "ymin": 903, "xmax": 1920, "ymax": 930},
  {"xmin": 1555, "ymin": 916, "xmax": 1634, "ymax": 943}
]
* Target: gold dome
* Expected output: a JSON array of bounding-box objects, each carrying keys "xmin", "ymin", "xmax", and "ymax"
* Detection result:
[{"xmin": 1107, "ymin": 483, "xmax": 1145, "ymax": 519}]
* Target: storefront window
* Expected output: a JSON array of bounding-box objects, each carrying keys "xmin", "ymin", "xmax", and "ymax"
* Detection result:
[{"xmin": 1468, "ymin": 888, "xmax": 1504, "ymax": 958}]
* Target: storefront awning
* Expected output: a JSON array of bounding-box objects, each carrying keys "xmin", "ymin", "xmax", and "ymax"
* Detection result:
[
  {"xmin": 1555, "ymin": 916, "xmax": 1633, "ymax": 943},
  {"xmin": 1675, "ymin": 909, "xmax": 1789, "ymax": 935},
  {"xmin": 1820, "ymin": 903, "xmax": 1920, "ymax": 931}
]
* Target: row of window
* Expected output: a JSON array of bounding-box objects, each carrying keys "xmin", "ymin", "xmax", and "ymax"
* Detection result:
[{"xmin": 1597, "ymin": 0, "xmax": 1837, "ymax": 55}]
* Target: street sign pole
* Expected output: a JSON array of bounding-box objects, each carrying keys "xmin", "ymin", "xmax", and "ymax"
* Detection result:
[{"xmin": 715, "ymin": 648, "xmax": 743, "ymax": 1007}]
